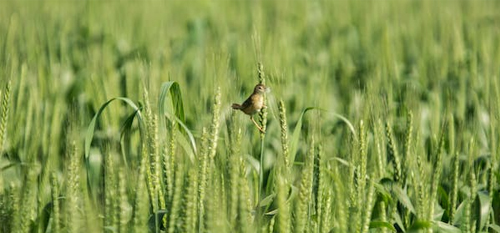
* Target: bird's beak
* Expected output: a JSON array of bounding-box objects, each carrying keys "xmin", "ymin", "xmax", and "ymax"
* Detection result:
[{"xmin": 265, "ymin": 87, "xmax": 271, "ymax": 93}]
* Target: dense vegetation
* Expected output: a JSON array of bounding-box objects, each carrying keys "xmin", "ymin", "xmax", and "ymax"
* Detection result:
[{"xmin": 1, "ymin": 1, "xmax": 500, "ymax": 232}]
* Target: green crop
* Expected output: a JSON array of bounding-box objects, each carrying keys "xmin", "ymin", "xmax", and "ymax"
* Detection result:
[{"xmin": 1, "ymin": 1, "xmax": 499, "ymax": 233}]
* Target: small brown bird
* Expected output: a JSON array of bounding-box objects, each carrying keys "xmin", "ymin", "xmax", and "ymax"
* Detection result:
[{"xmin": 232, "ymin": 83, "xmax": 268, "ymax": 133}]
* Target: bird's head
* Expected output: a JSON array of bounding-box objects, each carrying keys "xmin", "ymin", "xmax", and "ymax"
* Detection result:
[{"xmin": 253, "ymin": 83, "xmax": 269, "ymax": 94}]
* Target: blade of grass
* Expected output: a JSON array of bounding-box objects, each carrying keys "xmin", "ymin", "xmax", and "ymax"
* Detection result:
[
  {"xmin": 369, "ymin": 221, "xmax": 397, "ymax": 232},
  {"xmin": 158, "ymin": 81, "xmax": 185, "ymax": 131},
  {"xmin": 289, "ymin": 108, "xmax": 355, "ymax": 169},
  {"xmin": 119, "ymin": 108, "xmax": 142, "ymax": 168},
  {"xmin": 84, "ymin": 97, "xmax": 145, "ymax": 203},
  {"xmin": 163, "ymin": 112, "xmax": 197, "ymax": 160},
  {"xmin": 85, "ymin": 97, "xmax": 145, "ymax": 160},
  {"xmin": 289, "ymin": 107, "xmax": 317, "ymax": 169}
]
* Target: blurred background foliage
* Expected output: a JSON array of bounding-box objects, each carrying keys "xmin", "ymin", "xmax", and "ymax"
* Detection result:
[{"xmin": 0, "ymin": 1, "xmax": 500, "ymax": 232}]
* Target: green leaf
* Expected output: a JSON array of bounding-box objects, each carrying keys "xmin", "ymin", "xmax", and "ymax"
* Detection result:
[
  {"xmin": 265, "ymin": 167, "xmax": 275, "ymax": 194},
  {"xmin": 330, "ymin": 112, "xmax": 356, "ymax": 137},
  {"xmin": 30, "ymin": 201, "xmax": 53, "ymax": 233},
  {"xmin": 289, "ymin": 107, "xmax": 317, "ymax": 168},
  {"xmin": 104, "ymin": 226, "xmax": 118, "ymax": 233},
  {"xmin": 489, "ymin": 224, "xmax": 500, "ymax": 232},
  {"xmin": 289, "ymin": 108, "xmax": 355, "ymax": 172},
  {"xmin": 158, "ymin": 81, "xmax": 197, "ymax": 158},
  {"xmin": 259, "ymin": 193, "xmax": 276, "ymax": 207},
  {"xmin": 287, "ymin": 185, "xmax": 299, "ymax": 202},
  {"xmin": 119, "ymin": 108, "xmax": 142, "ymax": 168},
  {"xmin": 373, "ymin": 182, "xmax": 392, "ymax": 203},
  {"xmin": 438, "ymin": 185, "xmax": 450, "ymax": 211},
  {"xmin": 452, "ymin": 201, "xmax": 466, "ymax": 226},
  {"xmin": 369, "ymin": 221, "xmax": 397, "ymax": 232},
  {"xmin": 265, "ymin": 208, "xmax": 278, "ymax": 215},
  {"xmin": 175, "ymin": 129, "xmax": 197, "ymax": 163},
  {"xmin": 84, "ymin": 97, "xmax": 144, "ymax": 203},
  {"xmin": 158, "ymin": 81, "xmax": 185, "ymax": 125},
  {"xmin": 433, "ymin": 221, "xmax": 461, "ymax": 233},
  {"xmin": 246, "ymin": 155, "xmax": 261, "ymax": 174},
  {"xmin": 148, "ymin": 209, "xmax": 169, "ymax": 231},
  {"xmin": 393, "ymin": 185, "xmax": 416, "ymax": 214},
  {"xmin": 476, "ymin": 191, "xmax": 491, "ymax": 230},
  {"xmin": 331, "ymin": 156, "xmax": 351, "ymax": 167},
  {"xmin": 433, "ymin": 201, "xmax": 445, "ymax": 221},
  {"xmin": 158, "ymin": 81, "xmax": 188, "ymax": 144},
  {"xmin": 1, "ymin": 162, "xmax": 17, "ymax": 171},
  {"xmin": 163, "ymin": 113, "xmax": 197, "ymax": 157},
  {"xmin": 408, "ymin": 220, "xmax": 431, "ymax": 231},
  {"xmin": 85, "ymin": 97, "xmax": 144, "ymax": 161},
  {"xmin": 393, "ymin": 211, "xmax": 406, "ymax": 232}
]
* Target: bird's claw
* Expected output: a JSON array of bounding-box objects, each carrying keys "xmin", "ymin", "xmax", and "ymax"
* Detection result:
[{"xmin": 251, "ymin": 116, "xmax": 266, "ymax": 134}]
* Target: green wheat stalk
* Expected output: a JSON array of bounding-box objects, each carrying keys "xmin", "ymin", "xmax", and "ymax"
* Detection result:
[
  {"xmin": 415, "ymin": 130, "xmax": 427, "ymax": 220},
  {"xmin": 355, "ymin": 120, "xmax": 369, "ymax": 233},
  {"xmin": 316, "ymin": 144, "xmax": 325, "ymax": 233},
  {"xmin": 428, "ymin": 129, "xmax": 445, "ymax": 233},
  {"xmin": 348, "ymin": 125, "xmax": 361, "ymax": 233},
  {"xmin": 385, "ymin": 122, "xmax": 402, "ymax": 184},
  {"xmin": 66, "ymin": 142, "xmax": 80, "ymax": 233},
  {"xmin": 184, "ymin": 166, "xmax": 199, "ymax": 233},
  {"xmin": 467, "ymin": 138, "xmax": 477, "ymax": 233},
  {"xmin": 294, "ymin": 138, "xmax": 315, "ymax": 233},
  {"xmin": 104, "ymin": 147, "xmax": 117, "ymax": 230},
  {"xmin": 276, "ymin": 100, "xmax": 291, "ymax": 233},
  {"xmin": 132, "ymin": 143, "xmax": 150, "ymax": 233},
  {"xmin": 449, "ymin": 151, "xmax": 460, "ymax": 223},
  {"xmin": 404, "ymin": 112, "xmax": 413, "ymax": 184},
  {"xmin": 375, "ymin": 119, "xmax": 386, "ymax": 179},
  {"xmin": 143, "ymin": 89, "xmax": 162, "ymax": 213},
  {"xmin": 257, "ymin": 62, "xmax": 267, "ymax": 134},
  {"xmin": 117, "ymin": 169, "xmax": 129, "ymax": 233},
  {"xmin": 50, "ymin": 172, "xmax": 61, "ymax": 233},
  {"xmin": 378, "ymin": 201, "xmax": 388, "ymax": 233},
  {"xmin": 198, "ymin": 87, "xmax": 222, "ymax": 231},
  {"xmin": 358, "ymin": 121, "xmax": 367, "ymax": 192},
  {"xmin": 0, "ymin": 80, "xmax": 11, "ymax": 154},
  {"xmin": 207, "ymin": 173, "xmax": 229, "ymax": 232},
  {"xmin": 161, "ymin": 138, "xmax": 173, "ymax": 202},
  {"xmin": 142, "ymin": 90, "xmax": 155, "ymax": 213},
  {"xmin": 164, "ymin": 119, "xmax": 177, "ymax": 204},
  {"xmin": 361, "ymin": 177, "xmax": 376, "ymax": 233},
  {"xmin": 486, "ymin": 119, "xmax": 496, "ymax": 227},
  {"xmin": 351, "ymin": 167, "xmax": 361, "ymax": 233},
  {"xmin": 276, "ymin": 172, "xmax": 290, "ymax": 233},
  {"xmin": 6, "ymin": 183, "xmax": 19, "ymax": 233},
  {"xmin": 278, "ymin": 100, "xmax": 290, "ymax": 175},
  {"xmin": 197, "ymin": 127, "xmax": 209, "ymax": 231},
  {"xmin": 220, "ymin": 173, "xmax": 228, "ymax": 230},
  {"xmin": 237, "ymin": 159, "xmax": 253, "ymax": 233},
  {"xmin": 357, "ymin": 120, "xmax": 368, "ymax": 233},
  {"xmin": 320, "ymin": 187, "xmax": 332, "ymax": 233},
  {"xmin": 229, "ymin": 118, "xmax": 242, "ymax": 227},
  {"xmin": 268, "ymin": 216, "xmax": 275, "ymax": 233},
  {"xmin": 167, "ymin": 161, "xmax": 184, "ymax": 233},
  {"xmin": 333, "ymin": 166, "xmax": 347, "ymax": 233},
  {"xmin": 208, "ymin": 87, "xmax": 221, "ymax": 162},
  {"xmin": 257, "ymin": 63, "xmax": 268, "ymax": 209},
  {"xmin": 16, "ymin": 170, "xmax": 37, "ymax": 233},
  {"xmin": 385, "ymin": 122, "xmax": 404, "ymax": 230}
]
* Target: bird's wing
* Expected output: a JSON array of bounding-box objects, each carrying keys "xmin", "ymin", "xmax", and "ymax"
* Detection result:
[{"xmin": 240, "ymin": 96, "xmax": 253, "ymax": 109}]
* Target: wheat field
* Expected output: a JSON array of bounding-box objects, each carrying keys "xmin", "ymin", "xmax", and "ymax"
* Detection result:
[{"xmin": 0, "ymin": 1, "xmax": 499, "ymax": 233}]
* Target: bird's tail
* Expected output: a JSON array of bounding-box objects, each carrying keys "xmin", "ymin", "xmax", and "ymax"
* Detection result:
[{"xmin": 231, "ymin": 103, "xmax": 241, "ymax": 109}]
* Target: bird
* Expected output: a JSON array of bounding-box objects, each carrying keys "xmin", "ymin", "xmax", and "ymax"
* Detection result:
[{"xmin": 232, "ymin": 83, "xmax": 268, "ymax": 133}]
